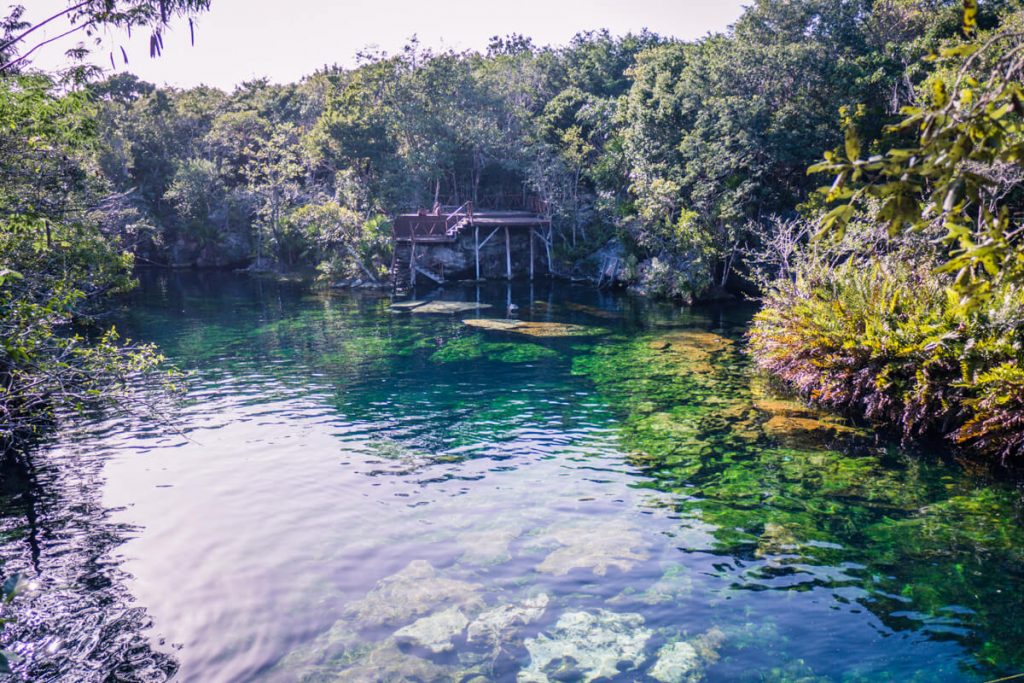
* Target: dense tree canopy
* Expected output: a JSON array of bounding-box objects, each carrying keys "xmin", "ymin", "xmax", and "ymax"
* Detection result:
[{"xmin": 4, "ymin": 0, "xmax": 1024, "ymax": 460}]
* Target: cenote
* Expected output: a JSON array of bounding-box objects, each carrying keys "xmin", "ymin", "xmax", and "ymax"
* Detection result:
[{"xmin": 1, "ymin": 270, "xmax": 1023, "ymax": 683}]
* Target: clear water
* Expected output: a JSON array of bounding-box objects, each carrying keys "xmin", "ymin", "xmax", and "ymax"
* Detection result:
[{"xmin": 1, "ymin": 271, "xmax": 1022, "ymax": 682}]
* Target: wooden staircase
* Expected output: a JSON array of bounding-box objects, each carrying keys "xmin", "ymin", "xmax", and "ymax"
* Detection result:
[{"xmin": 414, "ymin": 264, "xmax": 444, "ymax": 284}]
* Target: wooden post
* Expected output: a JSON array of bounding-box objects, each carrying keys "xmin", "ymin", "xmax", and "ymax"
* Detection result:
[
  {"xmin": 474, "ymin": 225, "xmax": 480, "ymax": 280},
  {"xmin": 410, "ymin": 233, "xmax": 417, "ymax": 286},
  {"xmin": 505, "ymin": 226, "xmax": 511, "ymax": 280},
  {"xmin": 529, "ymin": 226, "xmax": 535, "ymax": 281},
  {"xmin": 545, "ymin": 224, "xmax": 553, "ymax": 273}
]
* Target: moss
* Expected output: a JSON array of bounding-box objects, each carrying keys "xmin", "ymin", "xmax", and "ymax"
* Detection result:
[{"xmin": 430, "ymin": 334, "xmax": 559, "ymax": 364}]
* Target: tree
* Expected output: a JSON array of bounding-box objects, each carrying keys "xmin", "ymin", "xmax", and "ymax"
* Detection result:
[
  {"xmin": 0, "ymin": 75, "xmax": 166, "ymax": 448},
  {"xmin": 1, "ymin": 0, "xmax": 211, "ymax": 76},
  {"xmin": 245, "ymin": 123, "xmax": 306, "ymax": 266},
  {"xmin": 812, "ymin": 9, "xmax": 1024, "ymax": 305}
]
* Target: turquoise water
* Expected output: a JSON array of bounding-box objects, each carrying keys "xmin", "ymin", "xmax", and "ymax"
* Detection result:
[{"xmin": 0, "ymin": 271, "xmax": 1022, "ymax": 682}]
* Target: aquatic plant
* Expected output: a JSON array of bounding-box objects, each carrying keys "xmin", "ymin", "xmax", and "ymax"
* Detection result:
[{"xmin": 430, "ymin": 335, "xmax": 560, "ymax": 364}]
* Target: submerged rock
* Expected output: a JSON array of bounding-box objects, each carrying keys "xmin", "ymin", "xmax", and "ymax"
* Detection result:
[
  {"xmin": 610, "ymin": 564, "xmax": 694, "ymax": 606},
  {"xmin": 649, "ymin": 641, "xmax": 701, "ymax": 683},
  {"xmin": 518, "ymin": 609, "xmax": 652, "ymax": 682},
  {"xmin": 564, "ymin": 302, "xmax": 622, "ymax": 319},
  {"xmin": 342, "ymin": 559, "xmax": 483, "ymax": 628},
  {"xmin": 457, "ymin": 524, "xmax": 524, "ymax": 565},
  {"xmin": 749, "ymin": 376, "xmax": 863, "ymax": 447},
  {"xmin": 335, "ymin": 639, "xmax": 451, "ymax": 682},
  {"xmin": 466, "ymin": 593, "xmax": 550, "ymax": 648},
  {"xmin": 393, "ymin": 607, "xmax": 469, "ymax": 654},
  {"xmin": 273, "ymin": 561, "xmax": 483, "ymax": 679},
  {"xmin": 403, "ymin": 301, "xmax": 493, "ymax": 314},
  {"xmin": 389, "ymin": 300, "xmax": 429, "ymax": 310},
  {"xmin": 463, "ymin": 318, "xmax": 607, "ymax": 337},
  {"xmin": 646, "ymin": 330, "xmax": 734, "ymax": 375},
  {"xmin": 430, "ymin": 335, "xmax": 559, "ymax": 365},
  {"xmin": 531, "ymin": 519, "xmax": 649, "ymax": 576},
  {"xmin": 648, "ymin": 628, "xmax": 726, "ymax": 683},
  {"xmin": 755, "ymin": 522, "xmax": 800, "ymax": 558},
  {"xmin": 271, "ymin": 621, "xmax": 364, "ymax": 680}
]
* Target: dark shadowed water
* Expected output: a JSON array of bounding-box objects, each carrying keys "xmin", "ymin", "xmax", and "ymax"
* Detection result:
[{"xmin": 1, "ymin": 271, "xmax": 1022, "ymax": 682}]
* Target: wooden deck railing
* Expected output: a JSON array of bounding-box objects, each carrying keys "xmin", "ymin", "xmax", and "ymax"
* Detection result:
[{"xmin": 445, "ymin": 201, "xmax": 474, "ymax": 235}]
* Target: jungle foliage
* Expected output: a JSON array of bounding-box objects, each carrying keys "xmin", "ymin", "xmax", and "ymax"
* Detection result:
[
  {"xmin": 5, "ymin": 0, "xmax": 1024, "ymax": 460},
  {"xmin": 74, "ymin": 0, "xmax": 1006, "ymax": 300},
  {"xmin": 0, "ymin": 1, "xmax": 210, "ymax": 453},
  {"xmin": 752, "ymin": 5, "xmax": 1024, "ymax": 462}
]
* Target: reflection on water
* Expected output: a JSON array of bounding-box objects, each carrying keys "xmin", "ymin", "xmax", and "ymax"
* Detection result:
[{"xmin": 0, "ymin": 270, "xmax": 1022, "ymax": 682}]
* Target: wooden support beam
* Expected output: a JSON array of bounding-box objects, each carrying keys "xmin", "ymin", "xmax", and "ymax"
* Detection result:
[
  {"xmin": 546, "ymin": 224, "xmax": 553, "ymax": 272},
  {"xmin": 409, "ymin": 235, "xmax": 417, "ymax": 286},
  {"xmin": 529, "ymin": 226, "xmax": 535, "ymax": 281},
  {"xmin": 505, "ymin": 226, "xmax": 511, "ymax": 280},
  {"xmin": 474, "ymin": 225, "xmax": 480, "ymax": 280},
  {"xmin": 533, "ymin": 227, "xmax": 553, "ymax": 275},
  {"xmin": 478, "ymin": 227, "xmax": 500, "ymax": 249}
]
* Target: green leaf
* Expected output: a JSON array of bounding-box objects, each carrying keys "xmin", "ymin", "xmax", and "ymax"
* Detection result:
[
  {"xmin": 962, "ymin": 0, "xmax": 978, "ymax": 35},
  {"xmin": 845, "ymin": 126, "xmax": 861, "ymax": 163}
]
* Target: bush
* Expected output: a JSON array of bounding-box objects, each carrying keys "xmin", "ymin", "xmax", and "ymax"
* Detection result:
[{"xmin": 749, "ymin": 254, "xmax": 1024, "ymax": 462}]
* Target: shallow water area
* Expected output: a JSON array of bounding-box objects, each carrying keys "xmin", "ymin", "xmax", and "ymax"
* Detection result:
[{"xmin": 1, "ymin": 271, "xmax": 1023, "ymax": 682}]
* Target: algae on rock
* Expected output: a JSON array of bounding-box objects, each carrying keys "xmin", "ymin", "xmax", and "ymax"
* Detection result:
[
  {"xmin": 392, "ymin": 300, "xmax": 493, "ymax": 314},
  {"xmin": 463, "ymin": 318, "xmax": 607, "ymax": 338},
  {"xmin": 430, "ymin": 334, "xmax": 559, "ymax": 365},
  {"xmin": 648, "ymin": 628, "xmax": 726, "ymax": 683}
]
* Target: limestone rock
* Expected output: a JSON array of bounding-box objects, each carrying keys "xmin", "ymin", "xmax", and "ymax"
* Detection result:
[
  {"xmin": 564, "ymin": 302, "xmax": 622, "ymax": 319},
  {"xmin": 648, "ymin": 628, "xmax": 726, "ymax": 683},
  {"xmin": 462, "ymin": 318, "xmax": 606, "ymax": 337},
  {"xmin": 397, "ymin": 301, "xmax": 492, "ymax": 314},
  {"xmin": 271, "ymin": 621, "xmax": 363, "ymax": 680},
  {"xmin": 518, "ymin": 609, "xmax": 652, "ymax": 682},
  {"xmin": 466, "ymin": 594, "xmax": 550, "ymax": 647},
  {"xmin": 646, "ymin": 330, "xmax": 734, "ymax": 375},
  {"xmin": 393, "ymin": 607, "xmax": 469, "ymax": 654},
  {"xmin": 458, "ymin": 524, "xmax": 523, "ymax": 565},
  {"xmin": 389, "ymin": 300, "xmax": 428, "ymax": 310},
  {"xmin": 610, "ymin": 565, "xmax": 694, "ymax": 606},
  {"xmin": 649, "ymin": 641, "xmax": 702, "ymax": 683},
  {"xmin": 755, "ymin": 522, "xmax": 800, "ymax": 558},
  {"xmin": 341, "ymin": 560, "xmax": 483, "ymax": 628},
  {"xmin": 334, "ymin": 639, "xmax": 451, "ymax": 682},
  {"xmin": 531, "ymin": 519, "xmax": 649, "ymax": 576}
]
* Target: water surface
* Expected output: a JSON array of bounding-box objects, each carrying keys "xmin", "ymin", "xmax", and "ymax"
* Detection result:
[{"xmin": 1, "ymin": 271, "xmax": 1022, "ymax": 682}]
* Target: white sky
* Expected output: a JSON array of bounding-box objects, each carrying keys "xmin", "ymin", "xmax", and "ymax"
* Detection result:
[{"xmin": 23, "ymin": 0, "xmax": 749, "ymax": 90}]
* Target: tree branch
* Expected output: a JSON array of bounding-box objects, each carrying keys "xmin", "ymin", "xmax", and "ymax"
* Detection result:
[
  {"xmin": 0, "ymin": 23, "xmax": 88, "ymax": 72},
  {"xmin": 0, "ymin": 1, "xmax": 90, "ymax": 53}
]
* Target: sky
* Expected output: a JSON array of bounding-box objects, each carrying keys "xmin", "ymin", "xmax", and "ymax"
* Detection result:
[{"xmin": 25, "ymin": 0, "xmax": 749, "ymax": 90}]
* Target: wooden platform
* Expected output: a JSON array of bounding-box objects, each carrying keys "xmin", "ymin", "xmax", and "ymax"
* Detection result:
[
  {"xmin": 392, "ymin": 209, "xmax": 549, "ymax": 243},
  {"xmin": 391, "ymin": 204, "xmax": 553, "ymax": 286}
]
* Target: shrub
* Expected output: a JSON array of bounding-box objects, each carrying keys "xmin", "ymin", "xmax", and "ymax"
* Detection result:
[{"xmin": 750, "ymin": 254, "xmax": 1024, "ymax": 462}]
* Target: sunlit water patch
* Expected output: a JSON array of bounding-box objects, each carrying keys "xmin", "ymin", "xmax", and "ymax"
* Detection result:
[{"xmin": 1, "ymin": 271, "xmax": 1022, "ymax": 682}]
